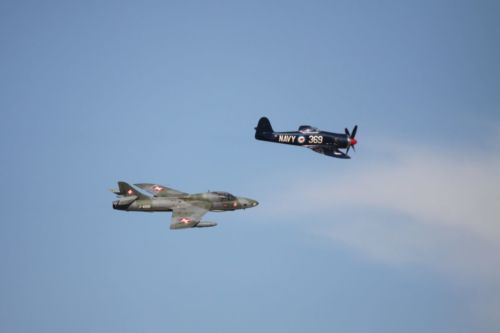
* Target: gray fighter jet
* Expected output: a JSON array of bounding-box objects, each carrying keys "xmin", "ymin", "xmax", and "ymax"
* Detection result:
[{"xmin": 111, "ymin": 181, "xmax": 259, "ymax": 230}]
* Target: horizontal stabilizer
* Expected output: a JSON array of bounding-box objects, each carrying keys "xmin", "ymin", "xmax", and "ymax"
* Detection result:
[{"xmin": 110, "ymin": 188, "xmax": 120, "ymax": 195}]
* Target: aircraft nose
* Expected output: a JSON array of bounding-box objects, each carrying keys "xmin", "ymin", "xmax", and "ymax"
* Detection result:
[
  {"xmin": 239, "ymin": 198, "xmax": 259, "ymax": 208},
  {"xmin": 350, "ymin": 138, "xmax": 357, "ymax": 146}
]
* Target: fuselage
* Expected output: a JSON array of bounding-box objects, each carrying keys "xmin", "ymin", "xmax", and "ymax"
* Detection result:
[
  {"xmin": 257, "ymin": 130, "xmax": 351, "ymax": 150},
  {"xmin": 113, "ymin": 191, "xmax": 258, "ymax": 212}
]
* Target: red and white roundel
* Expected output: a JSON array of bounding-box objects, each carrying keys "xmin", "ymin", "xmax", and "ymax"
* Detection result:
[
  {"xmin": 298, "ymin": 136, "xmax": 305, "ymax": 144},
  {"xmin": 179, "ymin": 217, "xmax": 191, "ymax": 224},
  {"xmin": 127, "ymin": 189, "xmax": 133, "ymax": 195},
  {"xmin": 152, "ymin": 185, "xmax": 163, "ymax": 192}
]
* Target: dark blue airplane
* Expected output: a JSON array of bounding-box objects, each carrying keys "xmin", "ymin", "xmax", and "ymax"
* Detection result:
[{"xmin": 255, "ymin": 117, "xmax": 358, "ymax": 159}]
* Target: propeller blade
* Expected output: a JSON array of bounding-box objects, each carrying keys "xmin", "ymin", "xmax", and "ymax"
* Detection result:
[
  {"xmin": 351, "ymin": 125, "xmax": 358, "ymax": 138},
  {"xmin": 345, "ymin": 125, "xmax": 358, "ymax": 157}
]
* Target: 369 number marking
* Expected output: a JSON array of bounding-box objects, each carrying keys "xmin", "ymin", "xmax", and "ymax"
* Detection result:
[{"xmin": 308, "ymin": 135, "xmax": 323, "ymax": 144}]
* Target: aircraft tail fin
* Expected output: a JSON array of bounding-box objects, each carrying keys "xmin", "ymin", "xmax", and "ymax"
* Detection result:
[
  {"xmin": 117, "ymin": 181, "xmax": 149, "ymax": 199},
  {"xmin": 255, "ymin": 117, "xmax": 274, "ymax": 139}
]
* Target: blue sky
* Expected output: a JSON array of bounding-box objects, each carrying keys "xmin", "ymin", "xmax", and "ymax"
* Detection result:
[{"xmin": 1, "ymin": 0, "xmax": 499, "ymax": 332}]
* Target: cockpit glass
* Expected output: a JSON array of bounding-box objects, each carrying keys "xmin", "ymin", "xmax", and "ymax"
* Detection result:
[
  {"xmin": 214, "ymin": 192, "xmax": 236, "ymax": 201},
  {"xmin": 298, "ymin": 125, "xmax": 318, "ymax": 133}
]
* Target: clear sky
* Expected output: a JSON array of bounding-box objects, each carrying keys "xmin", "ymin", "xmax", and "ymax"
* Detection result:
[{"xmin": 1, "ymin": 0, "xmax": 499, "ymax": 332}]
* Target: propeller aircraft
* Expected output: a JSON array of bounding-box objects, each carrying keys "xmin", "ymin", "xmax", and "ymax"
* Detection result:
[{"xmin": 255, "ymin": 117, "xmax": 358, "ymax": 159}]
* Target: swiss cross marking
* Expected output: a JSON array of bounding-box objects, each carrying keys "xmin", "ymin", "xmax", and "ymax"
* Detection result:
[{"xmin": 152, "ymin": 185, "xmax": 163, "ymax": 192}]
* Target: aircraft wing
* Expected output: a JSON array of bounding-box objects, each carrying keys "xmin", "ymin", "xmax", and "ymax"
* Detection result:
[
  {"xmin": 134, "ymin": 183, "xmax": 188, "ymax": 197},
  {"xmin": 170, "ymin": 200, "xmax": 213, "ymax": 229},
  {"xmin": 310, "ymin": 146, "xmax": 350, "ymax": 159}
]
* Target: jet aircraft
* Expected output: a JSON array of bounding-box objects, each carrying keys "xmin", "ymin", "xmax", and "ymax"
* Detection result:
[
  {"xmin": 112, "ymin": 182, "xmax": 258, "ymax": 230},
  {"xmin": 255, "ymin": 117, "xmax": 358, "ymax": 159}
]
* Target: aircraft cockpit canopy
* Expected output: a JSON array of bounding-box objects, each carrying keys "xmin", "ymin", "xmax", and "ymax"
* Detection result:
[
  {"xmin": 213, "ymin": 191, "xmax": 236, "ymax": 201},
  {"xmin": 298, "ymin": 125, "xmax": 319, "ymax": 133}
]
